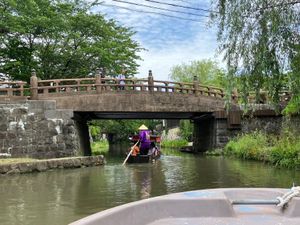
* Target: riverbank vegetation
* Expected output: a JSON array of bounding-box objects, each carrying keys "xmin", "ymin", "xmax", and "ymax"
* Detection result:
[
  {"xmin": 225, "ymin": 131, "xmax": 300, "ymax": 169},
  {"xmin": 89, "ymin": 119, "xmax": 161, "ymax": 143},
  {"xmin": 91, "ymin": 140, "xmax": 109, "ymax": 156},
  {"xmin": 161, "ymin": 139, "xmax": 188, "ymax": 149}
]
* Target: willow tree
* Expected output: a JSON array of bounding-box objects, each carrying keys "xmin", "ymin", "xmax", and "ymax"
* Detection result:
[
  {"xmin": 211, "ymin": 0, "xmax": 300, "ymax": 109},
  {"xmin": 0, "ymin": 0, "xmax": 142, "ymax": 81}
]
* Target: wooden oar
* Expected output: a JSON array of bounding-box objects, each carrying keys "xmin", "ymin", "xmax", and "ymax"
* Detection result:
[{"xmin": 122, "ymin": 140, "xmax": 139, "ymax": 165}]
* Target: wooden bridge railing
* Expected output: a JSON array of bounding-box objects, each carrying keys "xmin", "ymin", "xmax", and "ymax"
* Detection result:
[{"xmin": 0, "ymin": 69, "xmax": 291, "ymax": 104}]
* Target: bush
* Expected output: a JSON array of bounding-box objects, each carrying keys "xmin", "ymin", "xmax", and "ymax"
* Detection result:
[{"xmin": 269, "ymin": 135, "xmax": 300, "ymax": 168}]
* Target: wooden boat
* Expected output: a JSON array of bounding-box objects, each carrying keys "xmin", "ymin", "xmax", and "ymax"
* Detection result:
[
  {"xmin": 126, "ymin": 135, "xmax": 161, "ymax": 164},
  {"xmin": 69, "ymin": 188, "xmax": 300, "ymax": 225},
  {"xmin": 126, "ymin": 151, "xmax": 160, "ymax": 163}
]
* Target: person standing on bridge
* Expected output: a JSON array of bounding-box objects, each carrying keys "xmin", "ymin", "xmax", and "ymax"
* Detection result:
[
  {"xmin": 117, "ymin": 68, "xmax": 126, "ymax": 90},
  {"xmin": 138, "ymin": 124, "xmax": 151, "ymax": 155}
]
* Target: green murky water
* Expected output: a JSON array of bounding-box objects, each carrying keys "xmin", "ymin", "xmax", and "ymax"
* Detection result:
[{"xmin": 0, "ymin": 150, "xmax": 299, "ymax": 225}]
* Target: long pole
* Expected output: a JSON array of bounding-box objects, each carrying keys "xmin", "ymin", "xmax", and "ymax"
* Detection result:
[{"xmin": 122, "ymin": 140, "xmax": 139, "ymax": 165}]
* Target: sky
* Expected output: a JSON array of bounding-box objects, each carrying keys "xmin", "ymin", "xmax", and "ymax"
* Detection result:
[{"xmin": 92, "ymin": 0, "xmax": 221, "ymax": 81}]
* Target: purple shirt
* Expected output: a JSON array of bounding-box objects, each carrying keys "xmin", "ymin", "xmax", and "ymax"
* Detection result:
[{"xmin": 139, "ymin": 130, "xmax": 151, "ymax": 149}]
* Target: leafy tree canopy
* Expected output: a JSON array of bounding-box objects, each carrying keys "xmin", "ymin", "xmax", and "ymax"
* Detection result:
[
  {"xmin": 0, "ymin": 0, "xmax": 142, "ymax": 81},
  {"xmin": 211, "ymin": 0, "xmax": 300, "ymax": 107},
  {"xmin": 169, "ymin": 59, "xmax": 226, "ymax": 88}
]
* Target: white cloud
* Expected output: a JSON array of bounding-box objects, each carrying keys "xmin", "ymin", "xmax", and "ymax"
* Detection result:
[
  {"xmin": 136, "ymin": 28, "xmax": 221, "ymax": 80},
  {"xmin": 91, "ymin": 0, "xmax": 222, "ymax": 81}
]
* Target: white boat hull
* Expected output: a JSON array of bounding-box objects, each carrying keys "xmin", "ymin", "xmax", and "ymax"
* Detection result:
[{"xmin": 69, "ymin": 188, "xmax": 300, "ymax": 225}]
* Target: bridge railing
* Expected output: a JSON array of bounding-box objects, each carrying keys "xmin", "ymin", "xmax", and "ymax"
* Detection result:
[
  {"xmin": 36, "ymin": 78, "xmax": 97, "ymax": 96},
  {"xmin": 27, "ymin": 69, "xmax": 227, "ymax": 100},
  {"xmin": 240, "ymin": 91, "xmax": 292, "ymax": 104},
  {"xmin": 0, "ymin": 81, "xmax": 29, "ymax": 100},
  {"xmin": 0, "ymin": 70, "xmax": 292, "ymax": 104}
]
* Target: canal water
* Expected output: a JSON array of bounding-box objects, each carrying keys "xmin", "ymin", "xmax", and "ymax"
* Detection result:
[{"xmin": 0, "ymin": 150, "xmax": 299, "ymax": 225}]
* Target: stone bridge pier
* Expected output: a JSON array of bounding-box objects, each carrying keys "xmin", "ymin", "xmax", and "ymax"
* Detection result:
[
  {"xmin": 192, "ymin": 115, "xmax": 215, "ymax": 152},
  {"xmin": 192, "ymin": 112, "xmax": 238, "ymax": 152},
  {"xmin": 73, "ymin": 116, "xmax": 92, "ymax": 156}
]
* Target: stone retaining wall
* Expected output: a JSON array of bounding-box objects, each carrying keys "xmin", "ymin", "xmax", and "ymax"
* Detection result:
[
  {"xmin": 0, "ymin": 100, "xmax": 80, "ymax": 158},
  {"xmin": 214, "ymin": 115, "xmax": 300, "ymax": 149},
  {"xmin": 0, "ymin": 155, "xmax": 105, "ymax": 175}
]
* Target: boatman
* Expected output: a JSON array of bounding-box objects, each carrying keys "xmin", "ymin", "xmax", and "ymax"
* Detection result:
[{"xmin": 138, "ymin": 124, "xmax": 151, "ymax": 155}]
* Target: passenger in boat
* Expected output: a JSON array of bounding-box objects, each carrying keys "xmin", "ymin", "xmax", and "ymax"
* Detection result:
[
  {"xmin": 148, "ymin": 142, "xmax": 159, "ymax": 156},
  {"xmin": 131, "ymin": 145, "xmax": 140, "ymax": 156},
  {"xmin": 138, "ymin": 124, "xmax": 151, "ymax": 155}
]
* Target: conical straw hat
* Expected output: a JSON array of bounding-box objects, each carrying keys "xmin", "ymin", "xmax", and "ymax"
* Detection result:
[{"xmin": 138, "ymin": 124, "xmax": 148, "ymax": 130}]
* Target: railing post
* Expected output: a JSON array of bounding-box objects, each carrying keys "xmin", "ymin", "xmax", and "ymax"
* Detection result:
[
  {"xmin": 148, "ymin": 70, "xmax": 154, "ymax": 92},
  {"xmin": 30, "ymin": 69, "xmax": 38, "ymax": 100},
  {"xmin": 95, "ymin": 68, "xmax": 101, "ymax": 94},
  {"xmin": 193, "ymin": 75, "xmax": 199, "ymax": 96},
  {"xmin": 20, "ymin": 83, "xmax": 24, "ymax": 97}
]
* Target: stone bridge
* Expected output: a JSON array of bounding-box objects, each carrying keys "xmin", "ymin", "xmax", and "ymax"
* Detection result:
[
  {"xmin": 0, "ymin": 70, "xmax": 292, "ymax": 158},
  {"xmin": 30, "ymin": 70, "xmax": 228, "ymax": 117}
]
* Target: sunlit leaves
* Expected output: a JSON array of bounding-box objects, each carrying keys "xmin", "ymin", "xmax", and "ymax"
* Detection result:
[{"xmin": 0, "ymin": 0, "xmax": 142, "ymax": 81}]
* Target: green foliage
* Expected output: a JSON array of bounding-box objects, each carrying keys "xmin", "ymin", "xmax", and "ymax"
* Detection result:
[
  {"xmin": 179, "ymin": 120, "xmax": 193, "ymax": 141},
  {"xmin": 169, "ymin": 59, "xmax": 226, "ymax": 88},
  {"xmin": 269, "ymin": 134, "xmax": 300, "ymax": 168},
  {"xmin": 283, "ymin": 95, "xmax": 300, "ymax": 116},
  {"xmin": 212, "ymin": 0, "xmax": 300, "ymax": 106},
  {"xmin": 0, "ymin": 0, "xmax": 142, "ymax": 81},
  {"xmin": 225, "ymin": 131, "xmax": 300, "ymax": 168},
  {"xmin": 91, "ymin": 140, "xmax": 109, "ymax": 156},
  {"xmin": 225, "ymin": 131, "xmax": 270, "ymax": 161},
  {"xmin": 90, "ymin": 119, "xmax": 161, "ymax": 142},
  {"xmin": 161, "ymin": 139, "xmax": 188, "ymax": 149},
  {"xmin": 283, "ymin": 45, "xmax": 300, "ymax": 115},
  {"xmin": 90, "ymin": 125, "xmax": 101, "ymax": 141}
]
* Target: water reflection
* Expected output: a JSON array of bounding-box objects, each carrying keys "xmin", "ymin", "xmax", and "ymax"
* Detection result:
[{"xmin": 0, "ymin": 150, "xmax": 299, "ymax": 225}]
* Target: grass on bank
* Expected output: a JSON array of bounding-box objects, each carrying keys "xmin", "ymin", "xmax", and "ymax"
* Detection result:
[
  {"xmin": 161, "ymin": 139, "xmax": 188, "ymax": 149},
  {"xmin": 225, "ymin": 131, "xmax": 300, "ymax": 169},
  {"xmin": 91, "ymin": 140, "xmax": 109, "ymax": 155}
]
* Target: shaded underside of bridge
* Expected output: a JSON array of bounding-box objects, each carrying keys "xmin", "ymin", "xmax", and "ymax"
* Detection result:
[{"xmin": 74, "ymin": 111, "xmax": 212, "ymax": 120}]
